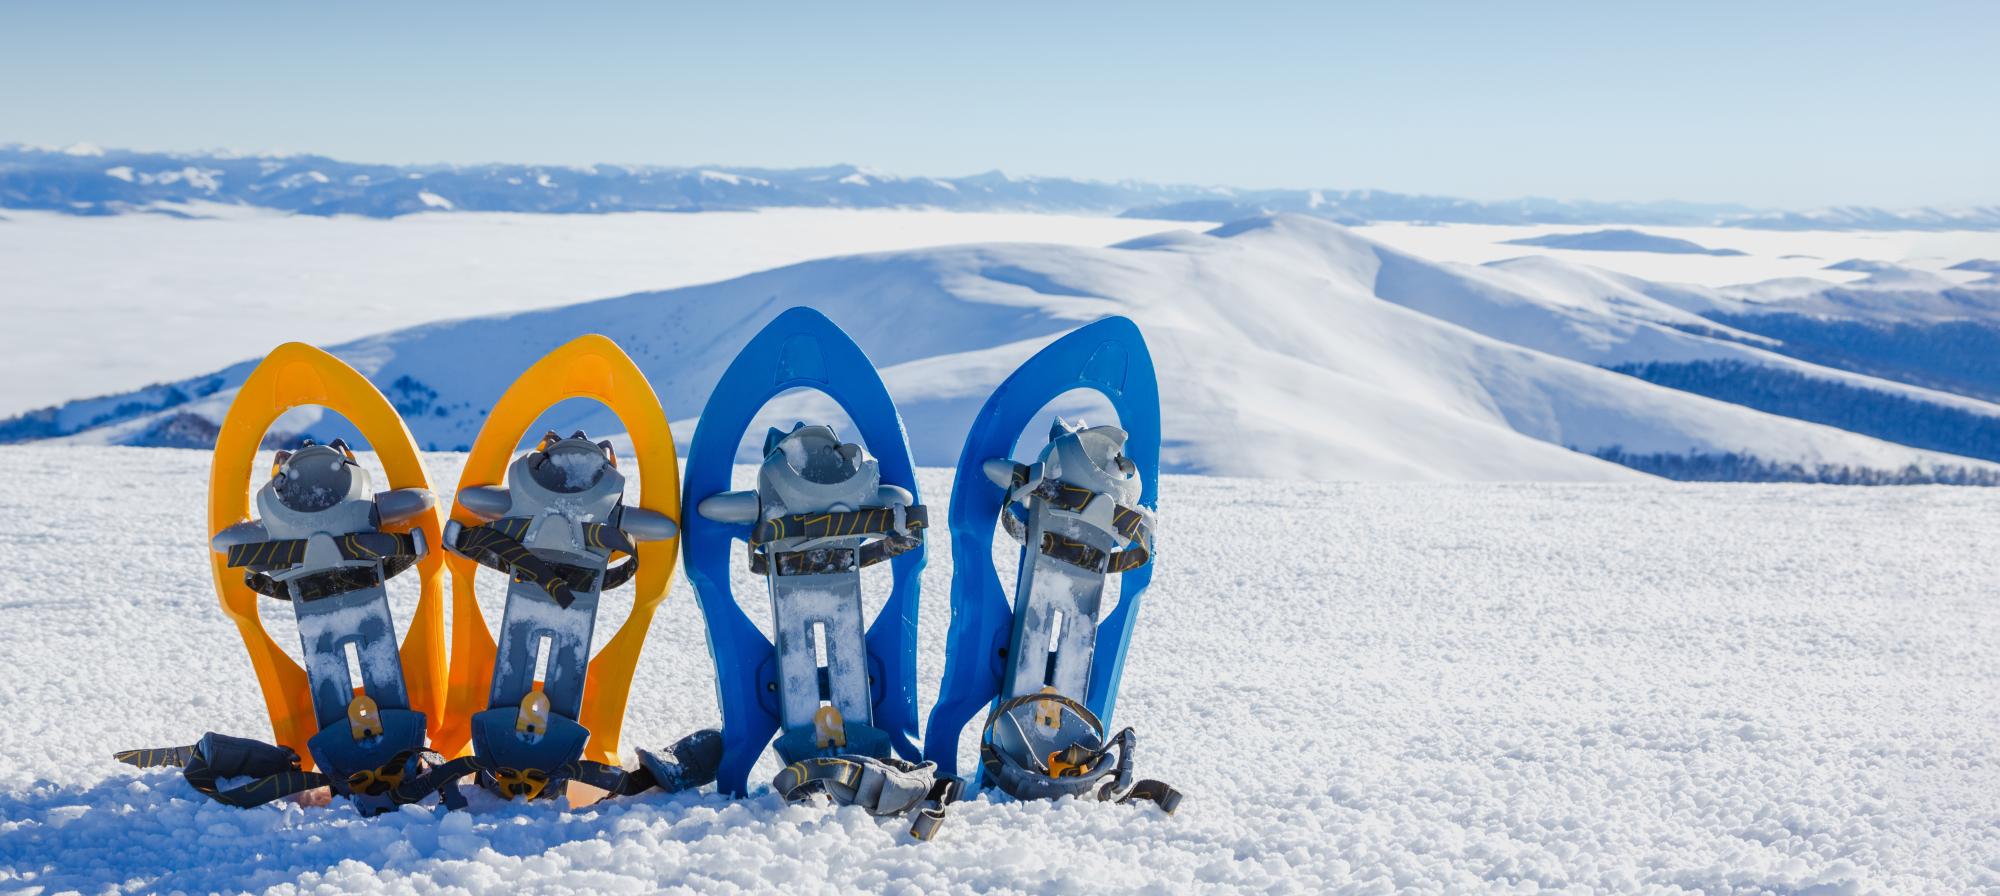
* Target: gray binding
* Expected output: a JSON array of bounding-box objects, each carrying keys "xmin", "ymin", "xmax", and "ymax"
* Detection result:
[
  {"xmin": 212, "ymin": 440, "xmax": 434, "ymax": 729},
  {"xmin": 697, "ymin": 424, "xmax": 911, "ymax": 759},
  {"xmin": 447, "ymin": 431, "xmax": 676, "ymax": 722}
]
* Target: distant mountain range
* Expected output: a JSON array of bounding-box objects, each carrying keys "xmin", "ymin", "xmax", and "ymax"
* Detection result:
[
  {"xmin": 12, "ymin": 213, "xmax": 2000, "ymax": 484},
  {"xmin": 6, "ymin": 143, "xmax": 1997, "ymax": 230}
]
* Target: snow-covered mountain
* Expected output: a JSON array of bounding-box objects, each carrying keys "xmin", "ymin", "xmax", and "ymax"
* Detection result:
[
  {"xmin": 10, "ymin": 214, "xmax": 2000, "ymax": 483},
  {"xmin": 8, "ymin": 143, "xmax": 1998, "ymax": 230}
]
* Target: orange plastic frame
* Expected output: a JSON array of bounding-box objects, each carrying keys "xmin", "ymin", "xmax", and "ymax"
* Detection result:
[
  {"xmin": 434, "ymin": 335, "xmax": 680, "ymax": 765},
  {"xmin": 208, "ymin": 343, "xmax": 448, "ymax": 767}
]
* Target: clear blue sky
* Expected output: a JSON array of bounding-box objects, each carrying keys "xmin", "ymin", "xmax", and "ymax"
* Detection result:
[{"xmin": 3, "ymin": 1, "xmax": 1994, "ymax": 207}]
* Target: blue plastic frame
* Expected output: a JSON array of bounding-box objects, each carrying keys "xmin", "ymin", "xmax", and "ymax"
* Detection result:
[
  {"xmin": 681, "ymin": 307, "xmax": 928, "ymax": 795},
  {"xmin": 921, "ymin": 316, "xmax": 1161, "ymax": 778}
]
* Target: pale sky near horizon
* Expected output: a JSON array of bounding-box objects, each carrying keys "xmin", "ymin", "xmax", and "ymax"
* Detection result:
[{"xmin": 2, "ymin": 1, "xmax": 1994, "ymax": 208}]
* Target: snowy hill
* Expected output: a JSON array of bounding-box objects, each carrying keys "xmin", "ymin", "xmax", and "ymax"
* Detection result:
[
  {"xmin": 10, "ymin": 214, "xmax": 2000, "ymax": 483},
  {"xmin": 1500, "ymin": 228, "xmax": 1747, "ymax": 255},
  {"xmin": 8, "ymin": 143, "xmax": 1999, "ymax": 230},
  {"xmin": 3, "ymin": 447, "xmax": 1996, "ymax": 892}
]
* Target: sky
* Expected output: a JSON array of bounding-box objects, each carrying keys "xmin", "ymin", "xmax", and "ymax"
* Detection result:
[{"xmin": 2, "ymin": 1, "xmax": 1995, "ymax": 208}]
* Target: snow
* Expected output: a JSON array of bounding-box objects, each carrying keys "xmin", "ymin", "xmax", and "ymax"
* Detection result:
[
  {"xmin": 1, "ymin": 445, "xmax": 1995, "ymax": 892},
  {"xmin": 416, "ymin": 190, "xmax": 455, "ymax": 210},
  {"xmin": 545, "ymin": 450, "xmax": 607, "ymax": 489},
  {"xmin": 102, "ymin": 166, "xmax": 134, "ymax": 183},
  {"xmin": 0, "ymin": 209, "xmax": 1197, "ymax": 417},
  {"xmin": 29, "ymin": 214, "xmax": 2000, "ymax": 484},
  {"xmin": 1354, "ymin": 222, "xmax": 2000, "ymax": 288}
]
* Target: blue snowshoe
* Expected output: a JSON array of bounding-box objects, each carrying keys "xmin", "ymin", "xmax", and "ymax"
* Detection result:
[
  {"xmin": 683, "ymin": 307, "xmax": 959, "ymax": 839},
  {"xmin": 924, "ymin": 317, "xmax": 1180, "ymax": 813}
]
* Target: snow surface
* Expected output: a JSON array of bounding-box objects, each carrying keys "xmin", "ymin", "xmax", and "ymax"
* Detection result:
[
  {"xmin": 1, "ymin": 446, "xmax": 1997, "ymax": 893},
  {"xmin": 0, "ymin": 208, "xmax": 1198, "ymax": 417},
  {"xmin": 1355, "ymin": 223, "xmax": 2000, "ymax": 288}
]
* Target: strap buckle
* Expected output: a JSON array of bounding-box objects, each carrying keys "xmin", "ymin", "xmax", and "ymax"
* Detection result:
[
  {"xmin": 813, "ymin": 705, "xmax": 847, "ymax": 749},
  {"xmin": 348, "ymin": 695, "xmax": 384, "ymax": 740},
  {"xmin": 516, "ymin": 689, "xmax": 551, "ymax": 737}
]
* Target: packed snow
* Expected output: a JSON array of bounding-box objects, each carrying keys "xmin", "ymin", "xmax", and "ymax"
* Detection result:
[
  {"xmin": 0, "ymin": 446, "xmax": 1995, "ymax": 893},
  {"xmin": 0, "ymin": 208, "xmax": 1197, "ymax": 417}
]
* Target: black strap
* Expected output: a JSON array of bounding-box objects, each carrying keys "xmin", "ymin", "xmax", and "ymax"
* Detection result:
[
  {"xmin": 230, "ymin": 532, "xmax": 424, "ymax": 601},
  {"xmin": 451, "ymin": 518, "xmax": 579, "ymax": 609},
  {"xmin": 749, "ymin": 505, "xmax": 929, "ymax": 546},
  {"xmin": 116, "ymin": 733, "xmax": 329, "ymax": 808},
  {"xmin": 911, "ymin": 775, "xmax": 964, "ymax": 841},
  {"xmin": 1120, "ymin": 778, "xmax": 1183, "ymax": 814},
  {"xmin": 392, "ymin": 751, "xmax": 676, "ymax": 804},
  {"xmin": 570, "ymin": 759, "xmax": 661, "ymax": 797},
  {"xmin": 395, "ymin": 754, "xmax": 485, "ymax": 804},
  {"xmin": 772, "ymin": 756, "xmax": 866, "ymax": 797},
  {"xmin": 999, "ymin": 465, "xmax": 1152, "ymax": 574},
  {"xmin": 772, "ymin": 755, "xmax": 962, "ymax": 840},
  {"xmin": 748, "ymin": 505, "xmax": 927, "ymax": 576},
  {"xmin": 451, "ymin": 518, "xmax": 641, "ymax": 608}
]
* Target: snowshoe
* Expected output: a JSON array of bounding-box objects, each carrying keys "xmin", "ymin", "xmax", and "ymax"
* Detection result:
[
  {"xmin": 683, "ymin": 308, "xmax": 958, "ymax": 838},
  {"xmin": 924, "ymin": 317, "xmax": 1180, "ymax": 813},
  {"xmin": 423, "ymin": 335, "xmax": 718, "ymax": 805},
  {"xmin": 116, "ymin": 343, "xmax": 454, "ymax": 815}
]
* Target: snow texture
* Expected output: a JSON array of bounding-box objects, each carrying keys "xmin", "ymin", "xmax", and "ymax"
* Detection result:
[{"xmin": 0, "ymin": 446, "xmax": 1995, "ymax": 893}]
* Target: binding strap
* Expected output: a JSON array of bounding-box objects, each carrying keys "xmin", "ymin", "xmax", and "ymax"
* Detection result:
[
  {"xmin": 773, "ymin": 755, "xmax": 963, "ymax": 841},
  {"xmin": 449, "ymin": 517, "xmax": 639, "ymax": 608},
  {"xmin": 392, "ymin": 754, "xmax": 649, "ymax": 802},
  {"xmin": 116, "ymin": 733, "xmax": 329, "ymax": 808},
  {"xmin": 393, "ymin": 729, "xmax": 721, "ymax": 804},
  {"xmin": 999, "ymin": 463, "xmax": 1152, "ymax": 574},
  {"xmin": 117, "ymin": 732, "xmax": 463, "ymax": 813},
  {"xmin": 747, "ymin": 505, "xmax": 928, "ymax": 576},
  {"xmin": 228, "ymin": 532, "xmax": 425, "ymax": 601}
]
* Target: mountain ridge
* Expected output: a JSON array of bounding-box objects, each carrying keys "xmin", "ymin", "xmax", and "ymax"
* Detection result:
[{"xmin": 6, "ymin": 144, "xmax": 1996, "ymax": 231}]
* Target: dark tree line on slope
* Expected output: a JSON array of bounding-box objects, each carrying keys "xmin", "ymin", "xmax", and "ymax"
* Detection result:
[
  {"xmin": 1706, "ymin": 312, "xmax": 2000, "ymax": 404},
  {"xmin": 1587, "ymin": 446, "xmax": 2000, "ymax": 485},
  {"xmin": 1607, "ymin": 359, "xmax": 2000, "ymax": 464}
]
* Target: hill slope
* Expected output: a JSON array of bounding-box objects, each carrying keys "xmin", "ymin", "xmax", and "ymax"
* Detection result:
[{"xmin": 12, "ymin": 215, "xmax": 2000, "ymax": 482}]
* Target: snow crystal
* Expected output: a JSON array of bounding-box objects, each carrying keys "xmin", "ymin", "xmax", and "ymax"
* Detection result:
[{"xmin": 542, "ymin": 449, "xmax": 606, "ymax": 490}]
